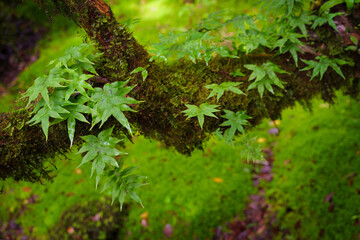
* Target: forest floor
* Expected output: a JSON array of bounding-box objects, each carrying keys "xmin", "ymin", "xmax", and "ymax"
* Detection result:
[{"xmin": 215, "ymin": 145, "xmax": 282, "ymax": 240}]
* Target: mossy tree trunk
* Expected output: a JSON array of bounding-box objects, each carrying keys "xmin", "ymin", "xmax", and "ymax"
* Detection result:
[{"xmin": 1, "ymin": 0, "xmax": 359, "ymax": 182}]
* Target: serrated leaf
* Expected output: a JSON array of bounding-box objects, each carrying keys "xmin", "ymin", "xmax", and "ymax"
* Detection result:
[
  {"xmin": 78, "ymin": 149, "xmax": 98, "ymax": 168},
  {"xmin": 128, "ymin": 191, "xmax": 144, "ymax": 208},
  {"xmin": 120, "ymin": 166, "xmax": 139, "ymax": 177},
  {"xmin": 102, "ymin": 155, "xmax": 119, "ymax": 168},
  {"xmin": 27, "ymin": 92, "xmax": 70, "ymax": 140},
  {"xmin": 119, "ymin": 188, "xmax": 126, "ymax": 210},
  {"xmin": 312, "ymin": 12, "xmax": 343, "ymax": 32},
  {"xmin": 112, "ymin": 185, "xmax": 121, "ymax": 205},
  {"xmin": 61, "ymin": 103, "xmax": 91, "ymax": 146},
  {"xmin": 79, "ymin": 134, "xmax": 98, "ymax": 144},
  {"xmin": 319, "ymin": 0, "xmax": 343, "ymax": 14},
  {"xmin": 182, "ymin": 103, "xmax": 220, "ymax": 129},
  {"xmin": 220, "ymin": 109, "xmax": 251, "ymax": 141},
  {"xmin": 98, "ymin": 126, "xmax": 114, "ymax": 140},
  {"xmin": 301, "ymin": 55, "xmax": 347, "ymax": 80},
  {"xmin": 287, "ymin": 11, "xmax": 314, "ymax": 36},
  {"xmin": 77, "ymin": 127, "xmax": 127, "ymax": 186},
  {"xmin": 94, "ymin": 157, "xmax": 106, "ymax": 176},
  {"xmin": 101, "ymin": 180, "xmax": 112, "ymax": 193},
  {"xmin": 63, "ymin": 69, "xmax": 94, "ymax": 100},
  {"xmin": 91, "ymin": 81, "xmax": 139, "ymax": 134},
  {"xmin": 230, "ymin": 69, "xmax": 245, "ymax": 77},
  {"xmin": 205, "ymin": 82, "xmax": 244, "ymax": 102},
  {"xmin": 96, "ymin": 176, "xmax": 101, "ymax": 189},
  {"xmin": 245, "ymin": 61, "xmax": 287, "ymax": 97},
  {"xmin": 23, "ymin": 75, "xmax": 67, "ymax": 108}
]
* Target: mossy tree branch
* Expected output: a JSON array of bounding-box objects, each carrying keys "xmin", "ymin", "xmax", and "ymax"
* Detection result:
[{"xmin": 1, "ymin": 0, "xmax": 359, "ymax": 182}]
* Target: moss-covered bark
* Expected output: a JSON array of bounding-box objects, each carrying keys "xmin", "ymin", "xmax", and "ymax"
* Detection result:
[{"xmin": 1, "ymin": 0, "xmax": 359, "ymax": 182}]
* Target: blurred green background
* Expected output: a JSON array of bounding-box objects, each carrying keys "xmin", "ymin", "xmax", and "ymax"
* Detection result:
[{"xmin": 0, "ymin": 0, "xmax": 359, "ymax": 239}]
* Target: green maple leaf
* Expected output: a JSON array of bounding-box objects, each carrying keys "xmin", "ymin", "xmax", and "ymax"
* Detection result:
[
  {"xmin": 245, "ymin": 61, "xmax": 288, "ymax": 97},
  {"xmin": 27, "ymin": 90, "xmax": 70, "ymax": 140},
  {"xmin": 182, "ymin": 103, "xmax": 220, "ymax": 129},
  {"xmin": 312, "ymin": 12, "xmax": 343, "ymax": 32},
  {"xmin": 101, "ymin": 167, "xmax": 147, "ymax": 210},
  {"xmin": 49, "ymin": 43, "xmax": 102, "ymax": 69},
  {"xmin": 237, "ymin": 135, "xmax": 265, "ymax": 162},
  {"xmin": 77, "ymin": 127, "xmax": 126, "ymax": 179},
  {"xmin": 244, "ymin": 33, "xmax": 269, "ymax": 53},
  {"xmin": 205, "ymin": 82, "xmax": 245, "ymax": 102},
  {"xmin": 301, "ymin": 55, "xmax": 347, "ymax": 80},
  {"xmin": 60, "ymin": 44, "xmax": 94, "ymax": 67},
  {"xmin": 220, "ymin": 109, "xmax": 251, "ymax": 141},
  {"xmin": 63, "ymin": 68, "xmax": 94, "ymax": 100},
  {"xmin": 131, "ymin": 67, "xmax": 148, "ymax": 81},
  {"xmin": 287, "ymin": 11, "xmax": 315, "ymax": 36},
  {"xmin": 273, "ymin": 32, "xmax": 304, "ymax": 66},
  {"xmin": 64, "ymin": 104, "xmax": 91, "ymax": 147},
  {"xmin": 52, "ymin": 96, "xmax": 93, "ymax": 147},
  {"xmin": 90, "ymin": 81, "xmax": 140, "ymax": 134},
  {"xmin": 197, "ymin": 11, "xmax": 226, "ymax": 31},
  {"xmin": 23, "ymin": 74, "xmax": 67, "ymax": 108},
  {"xmin": 231, "ymin": 14, "xmax": 258, "ymax": 35}
]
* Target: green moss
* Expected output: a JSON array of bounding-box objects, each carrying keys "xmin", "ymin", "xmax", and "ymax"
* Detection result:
[
  {"xmin": 49, "ymin": 197, "xmax": 127, "ymax": 240},
  {"xmin": 124, "ymin": 50, "xmax": 354, "ymax": 154},
  {"xmin": 264, "ymin": 94, "xmax": 360, "ymax": 240},
  {"xmin": 120, "ymin": 136, "xmax": 254, "ymax": 240}
]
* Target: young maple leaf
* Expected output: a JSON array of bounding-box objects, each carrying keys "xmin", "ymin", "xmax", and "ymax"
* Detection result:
[
  {"xmin": 26, "ymin": 90, "xmax": 70, "ymax": 140},
  {"xmin": 90, "ymin": 81, "xmax": 140, "ymax": 134},
  {"xmin": 301, "ymin": 55, "xmax": 347, "ymax": 80},
  {"xmin": 63, "ymin": 68, "xmax": 94, "ymax": 100},
  {"xmin": 55, "ymin": 101, "xmax": 93, "ymax": 147},
  {"xmin": 205, "ymin": 82, "xmax": 245, "ymax": 102},
  {"xmin": 245, "ymin": 61, "xmax": 288, "ymax": 97},
  {"xmin": 23, "ymin": 75, "xmax": 66, "ymax": 108},
  {"xmin": 77, "ymin": 127, "xmax": 125, "ymax": 179},
  {"xmin": 182, "ymin": 103, "xmax": 220, "ymax": 129},
  {"xmin": 220, "ymin": 110, "xmax": 251, "ymax": 141}
]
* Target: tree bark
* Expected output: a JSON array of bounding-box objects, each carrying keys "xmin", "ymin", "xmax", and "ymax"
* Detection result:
[{"xmin": 1, "ymin": 0, "xmax": 359, "ymax": 182}]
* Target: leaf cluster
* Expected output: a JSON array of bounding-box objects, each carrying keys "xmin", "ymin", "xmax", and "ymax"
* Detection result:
[
  {"xmin": 24, "ymin": 44, "xmax": 99, "ymax": 144},
  {"xmin": 150, "ymin": 12, "xmax": 239, "ymax": 64},
  {"xmin": 102, "ymin": 166, "xmax": 147, "ymax": 210},
  {"xmin": 78, "ymin": 127, "xmax": 124, "ymax": 180},
  {"xmin": 24, "ymin": 44, "xmax": 145, "ymax": 210},
  {"xmin": 205, "ymin": 82, "xmax": 244, "ymax": 102},
  {"xmin": 89, "ymin": 80, "xmax": 140, "ymax": 134},
  {"xmin": 319, "ymin": 0, "xmax": 359, "ymax": 14},
  {"xmin": 301, "ymin": 55, "xmax": 348, "ymax": 80},
  {"xmin": 182, "ymin": 103, "xmax": 220, "ymax": 129},
  {"xmin": 245, "ymin": 61, "xmax": 289, "ymax": 97},
  {"xmin": 260, "ymin": 0, "xmax": 306, "ymax": 16},
  {"xmin": 24, "ymin": 44, "xmax": 139, "ymax": 145},
  {"xmin": 78, "ymin": 127, "xmax": 146, "ymax": 210},
  {"xmin": 219, "ymin": 110, "xmax": 251, "ymax": 142}
]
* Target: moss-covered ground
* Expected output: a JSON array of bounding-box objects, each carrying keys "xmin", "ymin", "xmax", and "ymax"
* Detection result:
[{"xmin": 262, "ymin": 94, "xmax": 360, "ymax": 240}]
